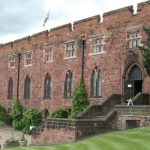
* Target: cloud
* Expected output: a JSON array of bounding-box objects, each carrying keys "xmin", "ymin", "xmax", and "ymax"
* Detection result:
[
  {"xmin": 0, "ymin": 0, "xmax": 146, "ymax": 43},
  {"xmin": 0, "ymin": 0, "xmax": 45, "ymax": 35}
]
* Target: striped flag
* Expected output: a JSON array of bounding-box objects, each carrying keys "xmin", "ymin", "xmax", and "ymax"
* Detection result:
[{"xmin": 43, "ymin": 10, "xmax": 50, "ymax": 27}]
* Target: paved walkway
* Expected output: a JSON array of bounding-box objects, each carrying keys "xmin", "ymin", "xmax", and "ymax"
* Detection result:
[{"xmin": 0, "ymin": 125, "xmax": 31, "ymax": 148}]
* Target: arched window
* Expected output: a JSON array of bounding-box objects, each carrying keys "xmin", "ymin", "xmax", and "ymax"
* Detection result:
[
  {"xmin": 24, "ymin": 75, "xmax": 30, "ymax": 99},
  {"xmin": 91, "ymin": 67, "xmax": 102, "ymax": 97},
  {"xmin": 44, "ymin": 73, "xmax": 51, "ymax": 99},
  {"xmin": 8, "ymin": 77, "xmax": 13, "ymax": 100},
  {"xmin": 64, "ymin": 70, "xmax": 72, "ymax": 98}
]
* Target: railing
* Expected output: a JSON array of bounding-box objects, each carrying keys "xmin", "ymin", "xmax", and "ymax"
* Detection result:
[
  {"xmin": 132, "ymin": 92, "xmax": 150, "ymax": 105},
  {"xmin": 76, "ymin": 94, "xmax": 121, "ymax": 119},
  {"xmin": 32, "ymin": 109, "xmax": 117, "ymax": 141},
  {"xmin": 32, "ymin": 94, "xmax": 121, "ymax": 143},
  {"xmin": 115, "ymin": 105, "xmax": 150, "ymax": 116}
]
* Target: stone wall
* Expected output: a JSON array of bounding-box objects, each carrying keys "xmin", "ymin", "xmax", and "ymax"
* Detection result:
[
  {"xmin": 116, "ymin": 105, "xmax": 150, "ymax": 130},
  {"xmin": 0, "ymin": 1, "xmax": 150, "ymax": 112},
  {"xmin": 32, "ymin": 110, "xmax": 117, "ymax": 145}
]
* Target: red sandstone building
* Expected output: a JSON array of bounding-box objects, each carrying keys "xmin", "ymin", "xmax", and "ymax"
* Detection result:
[{"xmin": 0, "ymin": 1, "xmax": 150, "ymax": 116}]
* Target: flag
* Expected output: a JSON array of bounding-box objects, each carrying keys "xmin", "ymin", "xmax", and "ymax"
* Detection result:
[{"xmin": 43, "ymin": 10, "xmax": 50, "ymax": 27}]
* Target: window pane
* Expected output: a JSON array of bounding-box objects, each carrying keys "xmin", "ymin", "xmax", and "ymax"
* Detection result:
[
  {"xmin": 133, "ymin": 32, "xmax": 136, "ymax": 38},
  {"xmin": 98, "ymin": 77, "xmax": 102, "ymax": 97},
  {"xmin": 92, "ymin": 71, "xmax": 97, "ymax": 97},
  {"xmin": 44, "ymin": 73, "xmax": 51, "ymax": 99},
  {"xmin": 137, "ymin": 32, "xmax": 140, "ymax": 38},
  {"xmin": 137, "ymin": 38, "xmax": 141, "ymax": 46},
  {"xmin": 129, "ymin": 40, "xmax": 132, "ymax": 49},
  {"xmin": 133, "ymin": 39, "xmax": 137, "ymax": 48},
  {"xmin": 128, "ymin": 33, "xmax": 132, "ymax": 39}
]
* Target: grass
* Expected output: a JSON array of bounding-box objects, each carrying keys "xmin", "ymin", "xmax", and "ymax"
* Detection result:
[{"xmin": 8, "ymin": 127, "xmax": 150, "ymax": 150}]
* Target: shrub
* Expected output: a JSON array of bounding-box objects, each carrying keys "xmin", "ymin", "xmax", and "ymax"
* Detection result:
[
  {"xmin": 0, "ymin": 104, "xmax": 12, "ymax": 125},
  {"xmin": 50, "ymin": 108, "xmax": 68, "ymax": 118},
  {"xmin": 22, "ymin": 108, "xmax": 42, "ymax": 134},
  {"xmin": 11, "ymin": 99, "xmax": 24, "ymax": 130},
  {"xmin": 139, "ymin": 27, "xmax": 150, "ymax": 76},
  {"xmin": 71, "ymin": 81, "xmax": 89, "ymax": 118}
]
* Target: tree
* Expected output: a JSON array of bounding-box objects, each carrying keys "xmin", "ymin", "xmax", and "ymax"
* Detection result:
[
  {"xmin": 22, "ymin": 108, "xmax": 42, "ymax": 134},
  {"xmin": 139, "ymin": 27, "xmax": 150, "ymax": 76},
  {"xmin": 71, "ymin": 81, "xmax": 89, "ymax": 118},
  {"xmin": 11, "ymin": 99, "xmax": 24, "ymax": 130}
]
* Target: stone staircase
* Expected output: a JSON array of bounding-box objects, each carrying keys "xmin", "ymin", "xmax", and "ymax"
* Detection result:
[{"xmin": 31, "ymin": 94, "xmax": 122, "ymax": 145}]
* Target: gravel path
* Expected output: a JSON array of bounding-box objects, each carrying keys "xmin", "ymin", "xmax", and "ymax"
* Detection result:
[{"xmin": 0, "ymin": 125, "xmax": 31, "ymax": 148}]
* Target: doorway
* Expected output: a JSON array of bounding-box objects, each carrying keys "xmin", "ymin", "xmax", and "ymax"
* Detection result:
[{"xmin": 124, "ymin": 65, "xmax": 143, "ymax": 100}]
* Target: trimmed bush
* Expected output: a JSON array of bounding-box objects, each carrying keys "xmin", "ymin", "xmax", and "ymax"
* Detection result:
[
  {"xmin": 11, "ymin": 99, "xmax": 24, "ymax": 130},
  {"xmin": 71, "ymin": 81, "xmax": 89, "ymax": 118},
  {"xmin": 0, "ymin": 104, "xmax": 12, "ymax": 125},
  {"xmin": 50, "ymin": 108, "xmax": 68, "ymax": 118},
  {"xmin": 22, "ymin": 108, "xmax": 42, "ymax": 134}
]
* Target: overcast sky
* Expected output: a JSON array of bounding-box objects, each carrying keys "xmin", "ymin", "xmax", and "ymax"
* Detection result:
[{"xmin": 0, "ymin": 0, "xmax": 145, "ymax": 44}]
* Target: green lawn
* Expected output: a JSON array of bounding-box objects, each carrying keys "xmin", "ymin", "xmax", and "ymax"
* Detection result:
[{"xmin": 8, "ymin": 127, "xmax": 150, "ymax": 150}]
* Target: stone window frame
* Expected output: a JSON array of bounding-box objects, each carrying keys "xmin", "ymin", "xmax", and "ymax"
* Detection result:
[
  {"xmin": 64, "ymin": 70, "xmax": 73, "ymax": 99},
  {"xmin": 43, "ymin": 45, "xmax": 53, "ymax": 63},
  {"xmin": 90, "ymin": 35, "xmax": 105, "ymax": 55},
  {"xmin": 8, "ymin": 54, "xmax": 16, "ymax": 69},
  {"xmin": 126, "ymin": 24, "xmax": 143, "ymax": 50},
  {"xmin": 64, "ymin": 40, "xmax": 77, "ymax": 59},
  {"xmin": 7, "ymin": 77, "xmax": 13, "ymax": 100},
  {"xmin": 91, "ymin": 67, "xmax": 102, "ymax": 98},
  {"xmin": 127, "ymin": 30, "xmax": 141, "ymax": 50},
  {"xmin": 24, "ymin": 51, "xmax": 32, "ymax": 67},
  {"xmin": 24, "ymin": 75, "xmax": 31, "ymax": 99}
]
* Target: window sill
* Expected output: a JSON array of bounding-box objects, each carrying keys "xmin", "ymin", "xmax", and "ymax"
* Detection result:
[
  {"xmin": 8, "ymin": 67, "xmax": 15, "ymax": 69},
  {"xmin": 89, "ymin": 51, "xmax": 105, "ymax": 56},
  {"xmin": 44, "ymin": 60, "xmax": 54, "ymax": 63},
  {"xmin": 24, "ymin": 64, "xmax": 32, "ymax": 67},
  {"xmin": 64, "ymin": 56, "xmax": 77, "ymax": 59},
  {"xmin": 127, "ymin": 48, "xmax": 140, "ymax": 51}
]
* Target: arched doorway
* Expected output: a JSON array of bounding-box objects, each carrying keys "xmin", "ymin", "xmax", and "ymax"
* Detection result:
[{"xmin": 123, "ymin": 64, "xmax": 143, "ymax": 100}]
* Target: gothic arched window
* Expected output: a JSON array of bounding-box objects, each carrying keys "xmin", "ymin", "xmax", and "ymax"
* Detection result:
[
  {"xmin": 8, "ymin": 77, "xmax": 13, "ymax": 100},
  {"xmin": 64, "ymin": 70, "xmax": 72, "ymax": 98},
  {"xmin": 44, "ymin": 73, "xmax": 51, "ymax": 99},
  {"xmin": 91, "ymin": 67, "xmax": 102, "ymax": 97},
  {"xmin": 24, "ymin": 75, "xmax": 30, "ymax": 99}
]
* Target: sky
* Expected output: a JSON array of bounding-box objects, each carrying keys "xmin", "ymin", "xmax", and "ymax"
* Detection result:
[{"xmin": 0, "ymin": 0, "xmax": 146, "ymax": 44}]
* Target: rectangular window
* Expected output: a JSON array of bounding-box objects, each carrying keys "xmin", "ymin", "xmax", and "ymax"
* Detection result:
[
  {"xmin": 91, "ymin": 37, "xmax": 104, "ymax": 54},
  {"xmin": 44, "ymin": 47, "xmax": 53, "ymax": 62},
  {"xmin": 24, "ymin": 52, "xmax": 32, "ymax": 66},
  {"xmin": 65, "ymin": 42, "xmax": 76, "ymax": 58},
  {"xmin": 127, "ymin": 31, "xmax": 141, "ymax": 49},
  {"xmin": 8, "ymin": 55, "xmax": 15, "ymax": 68}
]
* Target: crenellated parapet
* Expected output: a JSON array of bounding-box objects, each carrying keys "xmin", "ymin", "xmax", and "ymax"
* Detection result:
[
  {"xmin": 137, "ymin": 0, "xmax": 150, "ymax": 12},
  {"xmin": 0, "ymin": 0, "xmax": 150, "ymax": 50},
  {"xmin": 103, "ymin": 5, "xmax": 133, "ymax": 26}
]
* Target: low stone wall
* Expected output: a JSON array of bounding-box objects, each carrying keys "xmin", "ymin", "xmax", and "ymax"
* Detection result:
[
  {"xmin": 32, "ymin": 128, "xmax": 76, "ymax": 145},
  {"xmin": 116, "ymin": 105, "xmax": 150, "ymax": 130},
  {"xmin": 32, "ymin": 110, "xmax": 117, "ymax": 145}
]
